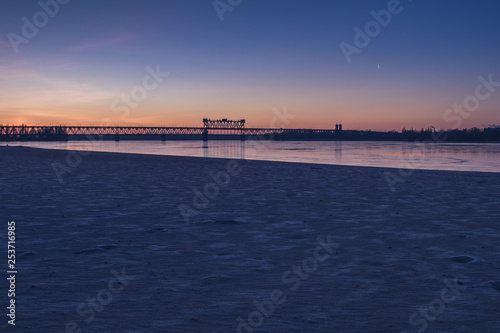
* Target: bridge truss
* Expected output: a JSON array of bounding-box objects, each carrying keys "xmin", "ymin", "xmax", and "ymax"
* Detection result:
[{"xmin": 1, "ymin": 120, "xmax": 342, "ymax": 141}]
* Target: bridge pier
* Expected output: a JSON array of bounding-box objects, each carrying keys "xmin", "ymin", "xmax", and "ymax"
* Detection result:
[{"xmin": 1, "ymin": 120, "xmax": 350, "ymax": 143}]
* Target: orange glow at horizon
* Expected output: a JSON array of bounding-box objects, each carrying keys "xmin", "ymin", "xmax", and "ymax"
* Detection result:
[{"xmin": 1, "ymin": 64, "xmax": 499, "ymax": 131}]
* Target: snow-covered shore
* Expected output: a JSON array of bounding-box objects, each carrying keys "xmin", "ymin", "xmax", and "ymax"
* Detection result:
[{"xmin": 1, "ymin": 146, "xmax": 499, "ymax": 332}]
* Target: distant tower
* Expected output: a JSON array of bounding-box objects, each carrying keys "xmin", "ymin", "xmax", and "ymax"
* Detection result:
[
  {"xmin": 335, "ymin": 123, "xmax": 339, "ymax": 131},
  {"xmin": 339, "ymin": 123, "xmax": 342, "ymax": 132}
]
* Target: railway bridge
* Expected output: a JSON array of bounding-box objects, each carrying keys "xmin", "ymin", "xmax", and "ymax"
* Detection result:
[{"xmin": 0, "ymin": 119, "xmax": 343, "ymax": 141}]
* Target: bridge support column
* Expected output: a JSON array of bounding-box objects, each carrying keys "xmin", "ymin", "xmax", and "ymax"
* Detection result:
[
  {"xmin": 240, "ymin": 132, "xmax": 245, "ymax": 141},
  {"xmin": 203, "ymin": 129, "xmax": 208, "ymax": 142},
  {"xmin": 161, "ymin": 134, "xmax": 166, "ymax": 141},
  {"xmin": 115, "ymin": 133, "xmax": 120, "ymax": 142}
]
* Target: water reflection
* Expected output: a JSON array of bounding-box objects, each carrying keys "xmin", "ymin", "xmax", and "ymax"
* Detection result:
[
  {"xmin": 240, "ymin": 141, "xmax": 245, "ymax": 160},
  {"xmin": 335, "ymin": 141, "xmax": 342, "ymax": 162},
  {"xmin": 2, "ymin": 140, "xmax": 499, "ymax": 173},
  {"xmin": 200, "ymin": 141, "xmax": 245, "ymax": 160},
  {"xmin": 203, "ymin": 141, "xmax": 208, "ymax": 158}
]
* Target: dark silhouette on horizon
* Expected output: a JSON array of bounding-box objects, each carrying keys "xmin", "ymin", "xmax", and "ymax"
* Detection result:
[{"xmin": 1, "ymin": 123, "xmax": 499, "ymax": 143}]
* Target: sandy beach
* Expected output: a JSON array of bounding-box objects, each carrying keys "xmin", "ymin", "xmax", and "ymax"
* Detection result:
[{"xmin": 1, "ymin": 146, "xmax": 499, "ymax": 333}]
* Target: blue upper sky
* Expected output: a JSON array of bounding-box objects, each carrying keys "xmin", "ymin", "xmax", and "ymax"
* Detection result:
[{"xmin": 1, "ymin": 0, "xmax": 499, "ymax": 130}]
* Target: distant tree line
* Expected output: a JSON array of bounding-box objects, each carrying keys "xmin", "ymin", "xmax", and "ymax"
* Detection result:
[
  {"xmin": 350, "ymin": 127, "xmax": 500, "ymax": 142},
  {"xmin": 277, "ymin": 127, "xmax": 500, "ymax": 142}
]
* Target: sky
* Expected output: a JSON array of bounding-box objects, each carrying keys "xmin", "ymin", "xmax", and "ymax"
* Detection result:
[{"xmin": 1, "ymin": 0, "xmax": 500, "ymax": 131}]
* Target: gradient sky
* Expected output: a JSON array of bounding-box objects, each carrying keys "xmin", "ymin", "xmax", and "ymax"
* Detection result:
[{"xmin": 1, "ymin": 0, "xmax": 500, "ymax": 131}]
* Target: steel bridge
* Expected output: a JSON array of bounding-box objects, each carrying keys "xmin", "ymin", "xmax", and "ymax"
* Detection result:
[
  {"xmin": 0, "ymin": 119, "xmax": 343, "ymax": 141},
  {"xmin": 203, "ymin": 118, "xmax": 245, "ymax": 129}
]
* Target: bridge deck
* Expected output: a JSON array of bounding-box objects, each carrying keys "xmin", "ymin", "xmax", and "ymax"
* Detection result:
[{"xmin": 0, "ymin": 125, "xmax": 340, "ymax": 137}]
